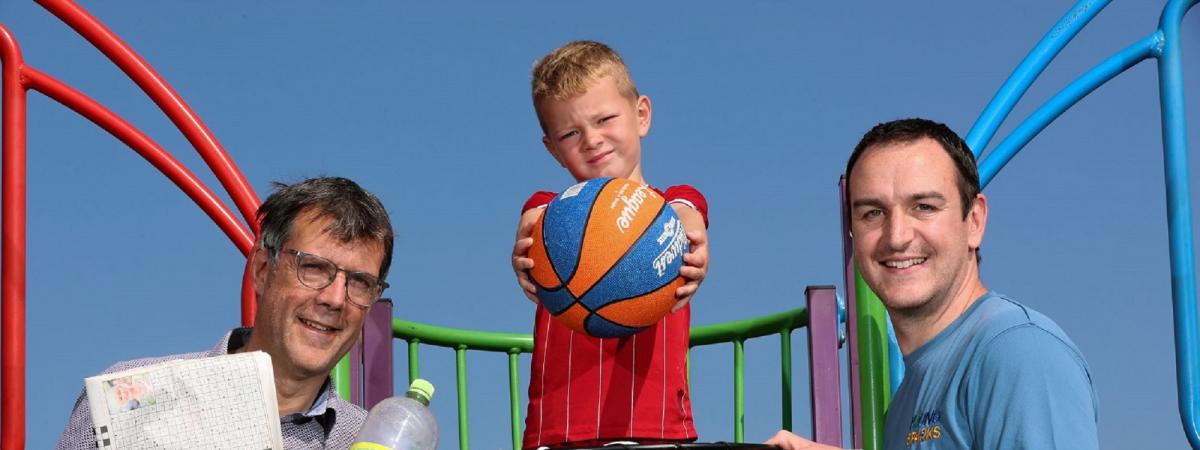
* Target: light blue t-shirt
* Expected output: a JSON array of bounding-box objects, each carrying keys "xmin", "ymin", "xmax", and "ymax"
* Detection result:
[{"xmin": 883, "ymin": 292, "xmax": 1098, "ymax": 449}]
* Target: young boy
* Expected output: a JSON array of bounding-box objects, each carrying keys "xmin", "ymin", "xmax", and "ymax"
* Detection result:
[{"xmin": 510, "ymin": 40, "xmax": 710, "ymax": 449}]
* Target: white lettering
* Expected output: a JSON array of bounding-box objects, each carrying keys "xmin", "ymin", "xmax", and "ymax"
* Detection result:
[
  {"xmin": 656, "ymin": 217, "xmax": 678, "ymax": 245},
  {"xmin": 652, "ymin": 219, "xmax": 688, "ymax": 277},
  {"xmin": 614, "ymin": 184, "xmax": 652, "ymax": 234},
  {"xmin": 609, "ymin": 183, "xmax": 630, "ymax": 209}
]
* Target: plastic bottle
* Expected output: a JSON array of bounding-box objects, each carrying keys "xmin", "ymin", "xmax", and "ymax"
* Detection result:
[{"xmin": 351, "ymin": 379, "xmax": 439, "ymax": 450}]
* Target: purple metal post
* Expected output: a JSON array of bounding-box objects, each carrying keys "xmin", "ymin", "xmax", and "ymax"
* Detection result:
[
  {"xmin": 807, "ymin": 285, "xmax": 843, "ymax": 447},
  {"xmin": 350, "ymin": 328, "xmax": 364, "ymax": 406},
  {"xmin": 363, "ymin": 299, "xmax": 394, "ymax": 409},
  {"xmin": 839, "ymin": 177, "xmax": 862, "ymax": 448},
  {"xmin": 349, "ymin": 299, "xmax": 394, "ymax": 409}
]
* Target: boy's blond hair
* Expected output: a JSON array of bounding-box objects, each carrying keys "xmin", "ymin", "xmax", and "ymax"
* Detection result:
[{"xmin": 531, "ymin": 40, "xmax": 639, "ymax": 129}]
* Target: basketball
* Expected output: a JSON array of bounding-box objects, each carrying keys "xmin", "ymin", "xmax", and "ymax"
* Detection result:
[{"xmin": 527, "ymin": 177, "xmax": 689, "ymax": 338}]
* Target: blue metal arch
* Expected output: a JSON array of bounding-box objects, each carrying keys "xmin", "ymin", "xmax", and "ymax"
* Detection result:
[{"xmin": 963, "ymin": 0, "xmax": 1199, "ymax": 446}]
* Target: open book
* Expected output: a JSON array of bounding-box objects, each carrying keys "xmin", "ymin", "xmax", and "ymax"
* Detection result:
[{"xmin": 85, "ymin": 351, "xmax": 283, "ymax": 449}]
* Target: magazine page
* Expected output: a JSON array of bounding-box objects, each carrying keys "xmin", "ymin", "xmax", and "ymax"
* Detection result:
[{"xmin": 84, "ymin": 351, "xmax": 282, "ymax": 449}]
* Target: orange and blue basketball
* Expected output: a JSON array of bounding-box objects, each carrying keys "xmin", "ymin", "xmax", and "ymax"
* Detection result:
[{"xmin": 527, "ymin": 177, "xmax": 689, "ymax": 338}]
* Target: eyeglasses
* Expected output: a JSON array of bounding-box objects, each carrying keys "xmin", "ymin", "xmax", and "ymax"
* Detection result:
[{"xmin": 271, "ymin": 247, "xmax": 389, "ymax": 308}]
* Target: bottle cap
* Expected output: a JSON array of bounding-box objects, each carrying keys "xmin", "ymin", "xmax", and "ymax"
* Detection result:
[{"xmin": 407, "ymin": 379, "xmax": 435, "ymax": 404}]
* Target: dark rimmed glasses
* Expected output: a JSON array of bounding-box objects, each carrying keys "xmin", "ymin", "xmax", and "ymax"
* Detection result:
[{"xmin": 271, "ymin": 246, "xmax": 389, "ymax": 308}]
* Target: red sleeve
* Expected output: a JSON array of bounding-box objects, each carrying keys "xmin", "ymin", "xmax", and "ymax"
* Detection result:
[
  {"xmin": 522, "ymin": 191, "xmax": 558, "ymax": 214},
  {"xmin": 662, "ymin": 184, "xmax": 709, "ymax": 228}
]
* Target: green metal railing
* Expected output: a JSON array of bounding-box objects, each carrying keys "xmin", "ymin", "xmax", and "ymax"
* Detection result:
[
  {"xmin": 393, "ymin": 319, "xmax": 534, "ymax": 450},
  {"xmin": 393, "ymin": 306, "xmax": 813, "ymax": 450}
]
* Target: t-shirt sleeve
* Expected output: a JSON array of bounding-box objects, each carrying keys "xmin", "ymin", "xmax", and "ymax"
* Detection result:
[
  {"xmin": 663, "ymin": 185, "xmax": 709, "ymax": 228},
  {"xmin": 522, "ymin": 191, "xmax": 558, "ymax": 214},
  {"xmin": 964, "ymin": 324, "xmax": 1099, "ymax": 450}
]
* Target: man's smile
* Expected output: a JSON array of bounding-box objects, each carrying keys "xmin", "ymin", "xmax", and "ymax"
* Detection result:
[
  {"xmin": 298, "ymin": 316, "xmax": 340, "ymax": 335},
  {"xmin": 881, "ymin": 257, "xmax": 927, "ymax": 270}
]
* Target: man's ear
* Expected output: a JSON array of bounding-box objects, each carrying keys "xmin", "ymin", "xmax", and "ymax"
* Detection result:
[
  {"xmin": 250, "ymin": 243, "xmax": 272, "ymax": 298},
  {"xmin": 636, "ymin": 95, "xmax": 652, "ymax": 138},
  {"xmin": 967, "ymin": 193, "xmax": 988, "ymax": 250}
]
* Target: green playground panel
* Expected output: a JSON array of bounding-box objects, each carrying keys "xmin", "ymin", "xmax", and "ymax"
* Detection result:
[{"xmin": 390, "ymin": 304, "xmax": 825, "ymax": 450}]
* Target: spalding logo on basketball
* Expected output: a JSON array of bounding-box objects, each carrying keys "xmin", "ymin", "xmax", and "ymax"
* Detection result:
[{"xmin": 528, "ymin": 177, "xmax": 688, "ymax": 338}]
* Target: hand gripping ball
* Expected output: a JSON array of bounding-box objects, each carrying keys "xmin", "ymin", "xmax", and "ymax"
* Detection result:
[{"xmin": 527, "ymin": 177, "xmax": 689, "ymax": 338}]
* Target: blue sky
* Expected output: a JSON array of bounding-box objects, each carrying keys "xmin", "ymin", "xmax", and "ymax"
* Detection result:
[{"xmin": 2, "ymin": 1, "xmax": 1198, "ymax": 448}]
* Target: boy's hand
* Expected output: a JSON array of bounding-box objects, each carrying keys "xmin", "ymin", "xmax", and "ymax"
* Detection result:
[
  {"xmin": 671, "ymin": 204, "xmax": 708, "ymax": 312},
  {"xmin": 764, "ymin": 430, "xmax": 843, "ymax": 450},
  {"xmin": 512, "ymin": 209, "xmax": 543, "ymax": 304}
]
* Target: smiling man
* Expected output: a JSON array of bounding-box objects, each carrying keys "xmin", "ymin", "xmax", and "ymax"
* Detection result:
[
  {"xmin": 56, "ymin": 177, "xmax": 393, "ymax": 450},
  {"xmin": 768, "ymin": 119, "xmax": 1098, "ymax": 449}
]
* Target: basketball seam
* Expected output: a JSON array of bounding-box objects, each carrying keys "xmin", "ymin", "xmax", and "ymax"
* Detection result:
[
  {"xmin": 528, "ymin": 273, "xmax": 561, "ymax": 291},
  {"xmin": 529, "ymin": 211, "xmax": 563, "ymax": 291},
  {"xmin": 591, "ymin": 274, "xmax": 681, "ymax": 315},
  {"xmin": 572, "ymin": 203, "xmax": 668, "ymax": 305},
  {"xmin": 560, "ymin": 177, "xmax": 614, "ymax": 289},
  {"xmin": 535, "ymin": 285, "xmax": 575, "ymax": 316},
  {"xmin": 582, "ymin": 313, "xmax": 643, "ymax": 336}
]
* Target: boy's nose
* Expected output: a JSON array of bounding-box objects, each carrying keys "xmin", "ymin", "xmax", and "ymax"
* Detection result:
[{"xmin": 582, "ymin": 128, "xmax": 604, "ymax": 149}]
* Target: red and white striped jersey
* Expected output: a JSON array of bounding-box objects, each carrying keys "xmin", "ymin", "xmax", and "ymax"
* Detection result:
[{"xmin": 521, "ymin": 185, "xmax": 708, "ymax": 449}]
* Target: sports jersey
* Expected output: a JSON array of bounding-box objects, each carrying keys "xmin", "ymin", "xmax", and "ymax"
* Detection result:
[{"xmin": 521, "ymin": 184, "xmax": 707, "ymax": 449}]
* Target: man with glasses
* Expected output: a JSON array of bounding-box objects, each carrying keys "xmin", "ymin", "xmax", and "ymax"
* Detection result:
[{"xmin": 56, "ymin": 176, "xmax": 394, "ymax": 450}]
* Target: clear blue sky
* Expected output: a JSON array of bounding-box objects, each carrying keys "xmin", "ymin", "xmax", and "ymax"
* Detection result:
[{"xmin": 2, "ymin": 1, "xmax": 1198, "ymax": 448}]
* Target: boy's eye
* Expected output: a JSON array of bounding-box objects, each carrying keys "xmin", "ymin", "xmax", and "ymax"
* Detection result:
[
  {"xmin": 558, "ymin": 130, "xmax": 578, "ymax": 142},
  {"xmin": 598, "ymin": 114, "xmax": 617, "ymax": 124}
]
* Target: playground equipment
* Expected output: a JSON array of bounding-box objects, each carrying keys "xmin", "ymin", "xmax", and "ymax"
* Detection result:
[{"xmin": 0, "ymin": 0, "xmax": 1196, "ymax": 449}]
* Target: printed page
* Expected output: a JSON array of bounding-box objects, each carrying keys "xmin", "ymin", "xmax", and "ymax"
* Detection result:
[{"xmin": 85, "ymin": 351, "xmax": 283, "ymax": 450}]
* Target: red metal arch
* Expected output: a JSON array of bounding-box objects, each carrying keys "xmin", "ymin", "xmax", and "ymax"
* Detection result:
[{"xmin": 1, "ymin": 1, "xmax": 265, "ymax": 447}]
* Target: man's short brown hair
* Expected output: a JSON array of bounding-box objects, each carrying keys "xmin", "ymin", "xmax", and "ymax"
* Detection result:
[{"xmin": 531, "ymin": 40, "xmax": 639, "ymax": 130}]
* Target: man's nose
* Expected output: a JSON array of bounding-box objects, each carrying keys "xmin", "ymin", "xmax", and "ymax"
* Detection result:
[
  {"xmin": 883, "ymin": 214, "xmax": 914, "ymax": 250},
  {"xmin": 315, "ymin": 272, "xmax": 348, "ymax": 309}
]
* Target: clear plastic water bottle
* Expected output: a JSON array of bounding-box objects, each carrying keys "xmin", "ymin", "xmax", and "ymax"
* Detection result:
[{"xmin": 351, "ymin": 379, "xmax": 439, "ymax": 450}]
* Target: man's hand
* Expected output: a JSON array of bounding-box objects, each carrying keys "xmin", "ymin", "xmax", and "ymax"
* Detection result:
[
  {"xmin": 764, "ymin": 430, "xmax": 843, "ymax": 450},
  {"xmin": 671, "ymin": 204, "xmax": 708, "ymax": 312},
  {"xmin": 512, "ymin": 209, "xmax": 542, "ymax": 304}
]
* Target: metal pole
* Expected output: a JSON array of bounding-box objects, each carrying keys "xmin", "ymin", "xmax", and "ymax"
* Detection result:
[
  {"xmin": 965, "ymin": 0, "xmax": 1111, "ymax": 155},
  {"xmin": 838, "ymin": 177, "xmax": 863, "ymax": 448},
  {"xmin": 1157, "ymin": 0, "xmax": 1200, "ymax": 446},
  {"xmin": 978, "ymin": 33, "xmax": 1160, "ymax": 188},
  {"xmin": 0, "ymin": 24, "xmax": 27, "ymax": 450},
  {"xmin": 21, "ymin": 68, "xmax": 254, "ymax": 254},
  {"xmin": 854, "ymin": 271, "xmax": 890, "ymax": 450},
  {"xmin": 36, "ymin": 0, "xmax": 264, "ymax": 324},
  {"xmin": 35, "ymin": 0, "xmax": 261, "ymax": 228},
  {"xmin": 807, "ymin": 286, "xmax": 843, "ymax": 446},
  {"xmin": 363, "ymin": 299, "xmax": 394, "ymax": 410},
  {"xmin": 456, "ymin": 346, "xmax": 471, "ymax": 450}
]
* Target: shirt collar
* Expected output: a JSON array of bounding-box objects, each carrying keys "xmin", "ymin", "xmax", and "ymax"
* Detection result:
[
  {"xmin": 281, "ymin": 381, "xmax": 339, "ymax": 439},
  {"xmin": 218, "ymin": 327, "xmax": 341, "ymax": 438}
]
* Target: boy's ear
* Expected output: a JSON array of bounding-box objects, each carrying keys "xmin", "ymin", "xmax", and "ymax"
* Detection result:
[
  {"xmin": 636, "ymin": 95, "xmax": 652, "ymax": 138},
  {"xmin": 542, "ymin": 136, "xmax": 566, "ymax": 168}
]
